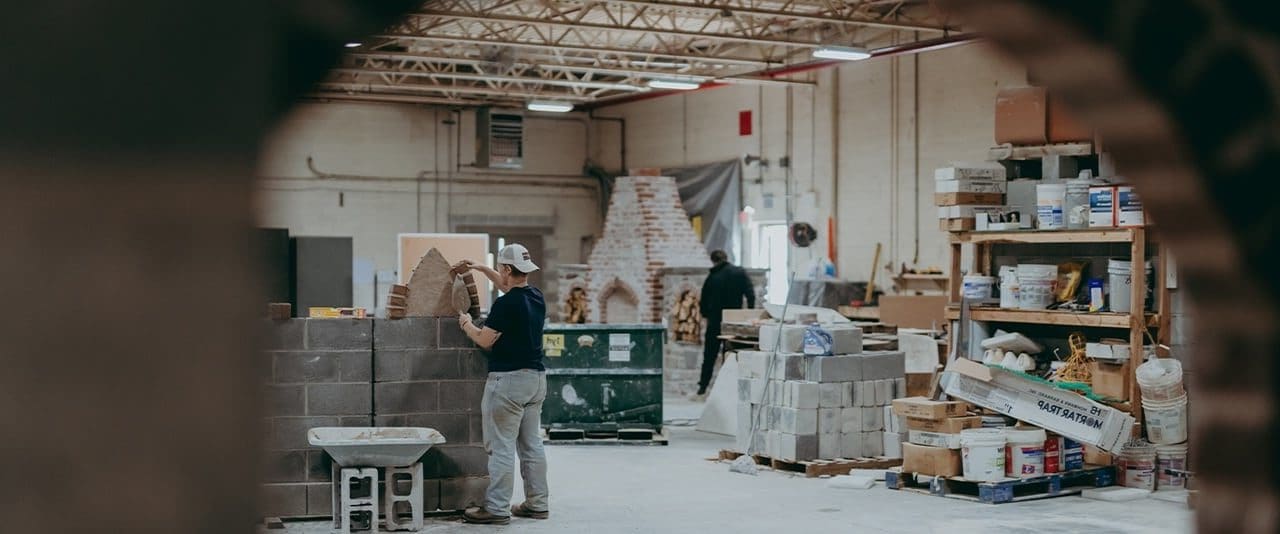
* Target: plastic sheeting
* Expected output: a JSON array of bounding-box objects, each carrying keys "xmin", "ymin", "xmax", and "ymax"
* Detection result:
[{"xmin": 664, "ymin": 159, "xmax": 742, "ymax": 256}]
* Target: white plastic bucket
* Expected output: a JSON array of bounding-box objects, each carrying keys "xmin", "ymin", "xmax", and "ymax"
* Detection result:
[
  {"xmin": 1142, "ymin": 395, "xmax": 1189, "ymax": 445},
  {"xmin": 1136, "ymin": 358, "xmax": 1186, "ymax": 401},
  {"xmin": 1119, "ymin": 441, "xmax": 1157, "ymax": 491},
  {"xmin": 1036, "ymin": 183, "xmax": 1068, "ymax": 230},
  {"xmin": 962, "ymin": 275, "xmax": 996, "ymax": 299},
  {"xmin": 998, "ymin": 265, "xmax": 1019, "ymax": 309},
  {"xmin": 1155, "ymin": 443, "xmax": 1189, "ymax": 491},
  {"xmin": 1107, "ymin": 258, "xmax": 1153, "ymax": 314},
  {"xmin": 960, "ymin": 428, "xmax": 1007, "ymax": 482},
  {"xmin": 1016, "ymin": 264, "xmax": 1057, "ymax": 310},
  {"xmin": 1003, "ymin": 427, "xmax": 1047, "ymax": 478}
]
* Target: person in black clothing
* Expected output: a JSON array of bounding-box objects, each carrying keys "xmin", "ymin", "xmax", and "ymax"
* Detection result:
[
  {"xmin": 696, "ymin": 249, "xmax": 756, "ymax": 397},
  {"xmin": 454, "ymin": 244, "xmax": 550, "ymax": 525}
]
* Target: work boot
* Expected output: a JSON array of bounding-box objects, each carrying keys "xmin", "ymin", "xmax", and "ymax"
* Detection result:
[
  {"xmin": 511, "ymin": 502, "xmax": 549, "ymax": 520},
  {"xmin": 463, "ymin": 507, "xmax": 511, "ymax": 525}
]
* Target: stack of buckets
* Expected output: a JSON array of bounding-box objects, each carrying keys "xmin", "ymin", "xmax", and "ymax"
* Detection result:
[
  {"xmin": 959, "ymin": 425, "xmax": 1076, "ymax": 481},
  {"xmin": 1130, "ymin": 358, "xmax": 1189, "ymax": 491}
]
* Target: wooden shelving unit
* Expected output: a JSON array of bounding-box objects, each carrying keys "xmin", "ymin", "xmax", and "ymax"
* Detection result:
[{"xmin": 945, "ymin": 227, "xmax": 1171, "ymax": 425}]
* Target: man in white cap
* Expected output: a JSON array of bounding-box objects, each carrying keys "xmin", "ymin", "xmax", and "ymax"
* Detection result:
[{"xmin": 454, "ymin": 243, "xmax": 550, "ymax": 525}]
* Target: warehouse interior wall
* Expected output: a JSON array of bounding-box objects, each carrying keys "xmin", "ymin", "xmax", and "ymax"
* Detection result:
[
  {"xmin": 606, "ymin": 41, "xmax": 1027, "ymax": 285},
  {"xmin": 256, "ymin": 102, "xmax": 603, "ymax": 314}
]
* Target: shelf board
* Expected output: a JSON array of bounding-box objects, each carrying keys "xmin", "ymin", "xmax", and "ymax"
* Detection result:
[
  {"xmin": 950, "ymin": 228, "xmax": 1141, "ymax": 245},
  {"xmin": 988, "ymin": 142, "xmax": 1094, "ymax": 160},
  {"xmin": 944, "ymin": 306, "xmax": 1159, "ymax": 329},
  {"xmin": 897, "ymin": 273, "xmax": 949, "ymax": 281}
]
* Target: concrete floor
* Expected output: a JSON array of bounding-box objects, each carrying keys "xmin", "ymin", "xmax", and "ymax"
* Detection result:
[{"xmin": 272, "ymin": 398, "xmax": 1193, "ymax": 534}]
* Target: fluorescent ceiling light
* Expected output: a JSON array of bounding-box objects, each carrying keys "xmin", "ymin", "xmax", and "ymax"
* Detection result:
[
  {"xmin": 527, "ymin": 100, "xmax": 574, "ymax": 113},
  {"xmin": 344, "ymin": 42, "xmax": 362, "ymax": 48},
  {"xmin": 648, "ymin": 78, "xmax": 702, "ymax": 90},
  {"xmin": 812, "ymin": 45, "xmax": 871, "ymax": 61}
]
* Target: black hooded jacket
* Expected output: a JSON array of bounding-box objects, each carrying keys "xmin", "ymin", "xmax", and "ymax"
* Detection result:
[{"xmin": 700, "ymin": 262, "xmax": 756, "ymax": 321}]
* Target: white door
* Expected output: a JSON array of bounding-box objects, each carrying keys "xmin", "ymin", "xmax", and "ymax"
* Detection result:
[{"xmin": 751, "ymin": 223, "xmax": 790, "ymax": 305}]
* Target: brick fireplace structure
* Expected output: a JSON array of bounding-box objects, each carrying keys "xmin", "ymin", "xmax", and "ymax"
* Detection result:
[{"xmin": 555, "ymin": 174, "xmax": 766, "ymax": 394}]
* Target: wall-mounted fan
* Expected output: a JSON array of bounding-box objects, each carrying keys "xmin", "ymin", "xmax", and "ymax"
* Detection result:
[{"xmin": 790, "ymin": 222, "xmax": 818, "ymax": 248}]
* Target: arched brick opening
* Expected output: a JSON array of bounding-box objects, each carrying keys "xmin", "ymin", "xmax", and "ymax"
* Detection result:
[
  {"xmin": 943, "ymin": 1, "xmax": 1280, "ymax": 530},
  {"xmin": 598, "ymin": 279, "xmax": 641, "ymax": 324}
]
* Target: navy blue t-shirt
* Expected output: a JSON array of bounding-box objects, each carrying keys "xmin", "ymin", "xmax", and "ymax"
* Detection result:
[{"xmin": 482, "ymin": 285, "xmax": 546, "ymax": 372}]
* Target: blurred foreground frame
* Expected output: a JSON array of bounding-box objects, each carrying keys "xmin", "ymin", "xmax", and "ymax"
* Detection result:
[{"xmin": 0, "ymin": 1, "xmax": 417, "ymax": 532}]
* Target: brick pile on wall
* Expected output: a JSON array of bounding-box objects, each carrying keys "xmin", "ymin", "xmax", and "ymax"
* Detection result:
[
  {"xmin": 583, "ymin": 176, "xmax": 710, "ymax": 323},
  {"xmin": 261, "ymin": 317, "xmax": 489, "ymax": 519}
]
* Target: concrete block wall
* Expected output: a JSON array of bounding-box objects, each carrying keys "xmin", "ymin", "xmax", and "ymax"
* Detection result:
[{"xmin": 261, "ymin": 317, "xmax": 489, "ymax": 519}]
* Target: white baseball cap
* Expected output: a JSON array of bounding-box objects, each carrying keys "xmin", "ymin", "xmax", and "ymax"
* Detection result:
[{"xmin": 497, "ymin": 243, "xmax": 539, "ymax": 273}]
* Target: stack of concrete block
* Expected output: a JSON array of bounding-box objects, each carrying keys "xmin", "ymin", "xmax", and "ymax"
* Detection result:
[
  {"xmin": 261, "ymin": 317, "xmax": 491, "ymax": 520},
  {"xmin": 735, "ymin": 325, "xmax": 907, "ymax": 462}
]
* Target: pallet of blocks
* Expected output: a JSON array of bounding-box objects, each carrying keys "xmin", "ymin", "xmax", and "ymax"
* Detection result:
[{"xmin": 732, "ymin": 322, "xmax": 908, "ymax": 474}]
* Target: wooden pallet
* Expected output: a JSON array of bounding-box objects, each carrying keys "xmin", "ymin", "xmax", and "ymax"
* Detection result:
[
  {"xmin": 884, "ymin": 465, "xmax": 1116, "ymax": 504},
  {"xmin": 717, "ymin": 450, "xmax": 902, "ymax": 478},
  {"xmin": 544, "ymin": 427, "xmax": 669, "ymax": 446}
]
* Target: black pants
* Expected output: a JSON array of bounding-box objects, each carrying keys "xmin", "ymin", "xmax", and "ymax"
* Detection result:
[{"xmin": 698, "ymin": 320, "xmax": 722, "ymax": 391}]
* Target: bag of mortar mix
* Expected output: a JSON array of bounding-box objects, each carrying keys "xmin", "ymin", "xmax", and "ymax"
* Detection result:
[{"xmin": 802, "ymin": 324, "xmax": 833, "ymax": 356}]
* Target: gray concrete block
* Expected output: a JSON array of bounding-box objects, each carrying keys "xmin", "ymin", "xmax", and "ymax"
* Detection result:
[
  {"xmin": 861, "ymin": 351, "xmax": 905, "ymax": 380},
  {"xmin": 770, "ymin": 353, "xmax": 808, "ymax": 381},
  {"xmin": 438, "ymin": 317, "xmax": 472, "ymax": 348},
  {"xmin": 875, "ymin": 379, "xmax": 892, "ymax": 406},
  {"xmin": 261, "ymin": 483, "xmax": 308, "ymax": 518},
  {"xmin": 307, "ymin": 450, "xmax": 333, "ymax": 482},
  {"xmin": 818, "ymin": 382, "xmax": 850, "ymax": 408},
  {"xmin": 405, "ymin": 413, "xmax": 469, "ymax": 444},
  {"xmin": 806, "ymin": 355, "xmax": 862, "ymax": 382},
  {"xmin": 263, "ymin": 319, "xmax": 307, "ymax": 351},
  {"xmin": 374, "ymin": 381, "xmax": 439, "ymax": 415},
  {"xmin": 374, "ymin": 317, "xmax": 438, "ymax": 349},
  {"xmin": 829, "ymin": 326, "xmax": 863, "ymax": 354},
  {"xmin": 862, "ymin": 431, "xmax": 884, "ymax": 456},
  {"xmin": 337, "ymin": 352, "xmax": 372, "ymax": 382},
  {"xmin": 306, "ymin": 383, "xmax": 372, "ymax": 416},
  {"xmin": 840, "ymin": 432, "xmax": 862, "ymax": 458},
  {"xmin": 263, "ymin": 449, "xmax": 307, "ymax": 483},
  {"xmin": 438, "ymin": 476, "xmax": 488, "ymax": 512},
  {"xmin": 840, "ymin": 407, "xmax": 863, "ymax": 434},
  {"xmin": 306, "ymin": 318, "xmax": 373, "ymax": 350},
  {"xmin": 273, "ymin": 351, "xmax": 338, "ymax": 384},
  {"xmin": 458, "ymin": 349, "xmax": 489, "ymax": 378},
  {"xmin": 775, "ymin": 407, "xmax": 817, "ymax": 435},
  {"xmin": 763, "ymin": 380, "xmax": 784, "ymax": 406},
  {"xmin": 421, "ymin": 478, "xmax": 442, "ymax": 512},
  {"xmin": 270, "ymin": 416, "xmax": 339, "ymax": 450},
  {"xmin": 776, "ymin": 432, "xmax": 818, "ymax": 461},
  {"xmin": 339, "ymin": 416, "xmax": 373, "ymax": 427},
  {"xmin": 374, "ymin": 350, "xmax": 410, "ymax": 382},
  {"xmin": 410, "ymin": 349, "xmax": 462, "ymax": 381},
  {"xmin": 817, "ymin": 407, "xmax": 841, "ymax": 436},
  {"xmin": 375, "ymin": 415, "xmax": 406, "ymax": 427},
  {"xmin": 861, "ymin": 406, "xmax": 884, "ymax": 431},
  {"xmin": 469, "ymin": 414, "xmax": 484, "ymax": 444},
  {"xmin": 818, "ymin": 428, "xmax": 841, "ymax": 459},
  {"xmin": 305, "ymin": 482, "xmax": 333, "ymax": 516},
  {"xmin": 439, "ymin": 381, "xmax": 484, "ymax": 413},
  {"xmin": 265, "ymin": 385, "xmax": 304, "ymax": 416},
  {"xmin": 785, "ymin": 381, "xmax": 819, "ymax": 409},
  {"xmin": 429, "ymin": 444, "xmax": 489, "ymax": 477}
]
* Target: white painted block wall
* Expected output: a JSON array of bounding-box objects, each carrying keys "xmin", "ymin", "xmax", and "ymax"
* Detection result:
[{"xmin": 256, "ymin": 102, "xmax": 602, "ymax": 313}]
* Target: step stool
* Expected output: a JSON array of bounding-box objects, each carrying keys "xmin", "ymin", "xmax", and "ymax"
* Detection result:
[
  {"xmin": 384, "ymin": 463, "xmax": 424, "ymax": 531},
  {"xmin": 333, "ymin": 467, "xmax": 379, "ymax": 534}
]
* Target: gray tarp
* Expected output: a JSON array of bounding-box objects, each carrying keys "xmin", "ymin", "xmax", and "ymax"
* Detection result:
[{"xmin": 664, "ymin": 159, "xmax": 742, "ymax": 256}]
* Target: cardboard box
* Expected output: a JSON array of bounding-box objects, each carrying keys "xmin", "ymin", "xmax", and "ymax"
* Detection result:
[
  {"xmin": 935, "ymin": 165, "xmax": 1006, "ymax": 181},
  {"xmin": 1047, "ymin": 93, "xmax": 1093, "ymax": 143},
  {"xmin": 908, "ymin": 430, "xmax": 962, "ymax": 449},
  {"xmin": 879, "ymin": 295, "xmax": 947, "ymax": 330},
  {"xmin": 1089, "ymin": 360, "xmax": 1131, "ymax": 400},
  {"xmin": 995, "ymin": 87, "xmax": 1048, "ymax": 145},
  {"xmin": 936, "ymin": 179, "xmax": 1008, "ymax": 194},
  {"xmin": 937, "ymin": 205, "xmax": 1005, "ymax": 219},
  {"xmin": 904, "ymin": 415, "xmax": 983, "ymax": 434},
  {"xmin": 939, "ymin": 218, "xmax": 975, "ymax": 232},
  {"xmin": 939, "ymin": 358, "xmax": 1135, "ymax": 452},
  {"xmin": 1083, "ymin": 444, "xmax": 1114, "ymax": 466},
  {"xmin": 934, "ymin": 192, "xmax": 1006, "ymax": 206},
  {"xmin": 904, "ymin": 373, "xmax": 935, "ymax": 398},
  {"xmin": 892, "ymin": 397, "xmax": 968, "ymax": 420},
  {"xmin": 902, "ymin": 443, "xmax": 963, "ymax": 477}
]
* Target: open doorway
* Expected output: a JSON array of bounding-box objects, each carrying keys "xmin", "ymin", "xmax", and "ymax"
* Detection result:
[
  {"xmin": 750, "ymin": 222, "xmax": 789, "ymax": 305},
  {"xmin": 457, "ymin": 226, "xmax": 546, "ymax": 304}
]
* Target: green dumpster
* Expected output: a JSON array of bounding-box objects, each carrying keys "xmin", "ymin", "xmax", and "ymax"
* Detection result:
[{"xmin": 540, "ymin": 323, "xmax": 664, "ymax": 433}]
